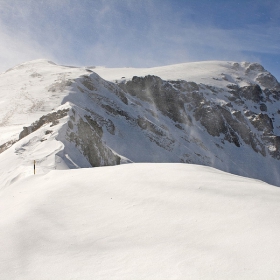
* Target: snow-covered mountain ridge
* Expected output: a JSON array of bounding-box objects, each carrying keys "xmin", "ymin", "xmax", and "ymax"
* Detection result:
[
  {"xmin": 0, "ymin": 59, "xmax": 280, "ymax": 187},
  {"xmin": 93, "ymin": 60, "xmax": 280, "ymax": 90}
]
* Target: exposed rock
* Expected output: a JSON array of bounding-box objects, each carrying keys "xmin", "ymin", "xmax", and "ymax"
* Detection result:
[
  {"xmin": 101, "ymin": 104, "xmax": 134, "ymax": 124},
  {"xmin": 227, "ymin": 84, "xmax": 243, "ymax": 104},
  {"xmin": 260, "ymin": 103, "xmax": 267, "ymax": 112},
  {"xmin": 249, "ymin": 113, "xmax": 274, "ymax": 135},
  {"xmin": 84, "ymin": 115, "xmax": 103, "ymax": 137},
  {"xmin": 122, "ymin": 75, "xmax": 193, "ymax": 124},
  {"xmin": 48, "ymin": 80, "xmax": 72, "ymax": 92},
  {"xmin": 66, "ymin": 116, "xmax": 120, "ymax": 167},
  {"xmin": 0, "ymin": 139, "xmax": 17, "ymax": 154},
  {"xmin": 84, "ymin": 109, "xmax": 116, "ymax": 135},
  {"xmin": 256, "ymin": 73, "xmax": 280, "ymax": 90},
  {"xmin": 245, "ymin": 63, "xmax": 265, "ymax": 74},
  {"xmin": 232, "ymin": 62, "xmax": 241, "ymax": 71},
  {"xmin": 119, "ymin": 74, "xmax": 274, "ymax": 157},
  {"xmin": 19, "ymin": 109, "xmax": 69, "ymax": 140},
  {"xmin": 193, "ymin": 103, "xmax": 267, "ymax": 154},
  {"xmin": 68, "ymin": 121, "xmax": 73, "ymax": 129},
  {"xmin": 113, "ymin": 88, "xmax": 128, "ymax": 105},
  {"xmin": 81, "ymin": 76, "xmax": 97, "ymax": 91},
  {"xmin": 30, "ymin": 72, "xmax": 42, "ymax": 78},
  {"xmin": 240, "ymin": 85, "xmax": 263, "ymax": 103},
  {"xmin": 137, "ymin": 117, "xmax": 165, "ymax": 136},
  {"xmin": 184, "ymin": 91, "xmax": 206, "ymax": 107},
  {"xmin": 194, "ymin": 105, "xmax": 227, "ymax": 137}
]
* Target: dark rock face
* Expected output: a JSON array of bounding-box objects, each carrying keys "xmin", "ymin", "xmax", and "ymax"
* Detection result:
[
  {"xmin": 120, "ymin": 74, "xmax": 277, "ymax": 157},
  {"xmin": 122, "ymin": 75, "xmax": 189, "ymax": 123},
  {"xmin": 250, "ymin": 113, "xmax": 273, "ymax": 134},
  {"xmin": 0, "ymin": 139, "xmax": 17, "ymax": 154},
  {"xmin": 19, "ymin": 109, "xmax": 69, "ymax": 140},
  {"xmin": 17, "ymin": 104, "xmax": 120, "ymax": 168},
  {"xmin": 81, "ymin": 76, "xmax": 97, "ymax": 91},
  {"xmin": 137, "ymin": 117, "xmax": 165, "ymax": 136},
  {"xmin": 260, "ymin": 103, "xmax": 267, "ymax": 112},
  {"xmin": 193, "ymin": 104, "xmax": 267, "ymax": 154},
  {"xmin": 194, "ymin": 106, "xmax": 227, "ymax": 137},
  {"xmin": 240, "ymin": 85, "xmax": 263, "ymax": 103},
  {"xmin": 256, "ymin": 73, "xmax": 280, "ymax": 90},
  {"xmin": 48, "ymin": 80, "xmax": 72, "ymax": 92},
  {"xmin": 66, "ymin": 114, "xmax": 120, "ymax": 167},
  {"xmin": 245, "ymin": 63, "xmax": 265, "ymax": 74}
]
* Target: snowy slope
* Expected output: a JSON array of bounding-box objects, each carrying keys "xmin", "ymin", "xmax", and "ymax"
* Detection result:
[
  {"xmin": 0, "ymin": 59, "xmax": 90, "ymax": 144},
  {"xmin": 93, "ymin": 60, "xmax": 279, "ymax": 89},
  {"xmin": 1, "ymin": 60, "xmax": 280, "ymax": 279},
  {"xmin": 0, "ymin": 163, "xmax": 279, "ymax": 280},
  {"xmin": 1, "ymin": 59, "xmax": 280, "ymax": 188}
]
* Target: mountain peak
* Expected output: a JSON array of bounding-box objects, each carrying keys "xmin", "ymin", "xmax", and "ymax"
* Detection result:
[{"xmin": 0, "ymin": 59, "xmax": 280, "ymax": 187}]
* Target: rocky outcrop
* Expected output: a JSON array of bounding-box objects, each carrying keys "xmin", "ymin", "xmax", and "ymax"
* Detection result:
[
  {"xmin": 66, "ymin": 112, "xmax": 120, "ymax": 167},
  {"xmin": 240, "ymin": 85, "xmax": 263, "ymax": 103},
  {"xmin": 121, "ymin": 75, "xmax": 190, "ymax": 124},
  {"xmin": 249, "ymin": 113, "xmax": 273, "ymax": 135},
  {"xmin": 19, "ymin": 109, "xmax": 69, "ymax": 140},
  {"xmin": 245, "ymin": 62, "xmax": 265, "ymax": 74},
  {"xmin": 256, "ymin": 73, "xmax": 280, "ymax": 90},
  {"xmin": 0, "ymin": 139, "xmax": 17, "ymax": 154},
  {"xmin": 120, "ymin": 74, "xmax": 276, "ymax": 157},
  {"xmin": 193, "ymin": 104, "xmax": 266, "ymax": 155}
]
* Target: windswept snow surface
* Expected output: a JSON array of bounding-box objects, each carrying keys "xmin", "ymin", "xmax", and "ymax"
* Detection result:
[
  {"xmin": 0, "ymin": 163, "xmax": 280, "ymax": 280},
  {"xmin": 93, "ymin": 61, "xmax": 262, "ymax": 87}
]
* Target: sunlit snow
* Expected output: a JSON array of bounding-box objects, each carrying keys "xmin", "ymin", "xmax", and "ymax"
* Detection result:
[
  {"xmin": 0, "ymin": 59, "xmax": 280, "ymax": 279},
  {"xmin": 0, "ymin": 164, "xmax": 280, "ymax": 279}
]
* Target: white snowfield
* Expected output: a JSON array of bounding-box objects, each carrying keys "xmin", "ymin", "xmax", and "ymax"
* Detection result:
[
  {"xmin": 0, "ymin": 163, "xmax": 280, "ymax": 280},
  {"xmin": 93, "ymin": 60, "xmax": 263, "ymax": 87},
  {"xmin": 1, "ymin": 60, "xmax": 280, "ymax": 279}
]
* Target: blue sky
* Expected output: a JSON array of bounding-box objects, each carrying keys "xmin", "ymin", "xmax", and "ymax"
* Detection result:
[{"xmin": 0, "ymin": 0, "xmax": 279, "ymax": 80}]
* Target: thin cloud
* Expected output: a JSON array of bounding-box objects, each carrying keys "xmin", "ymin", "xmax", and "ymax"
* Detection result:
[
  {"xmin": 0, "ymin": 0, "xmax": 279, "ymax": 74},
  {"xmin": 0, "ymin": 23, "xmax": 55, "ymax": 72}
]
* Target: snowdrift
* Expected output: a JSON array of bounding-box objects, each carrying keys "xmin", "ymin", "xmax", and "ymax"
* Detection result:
[{"xmin": 0, "ymin": 163, "xmax": 279, "ymax": 279}]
